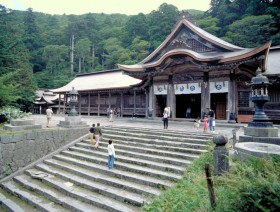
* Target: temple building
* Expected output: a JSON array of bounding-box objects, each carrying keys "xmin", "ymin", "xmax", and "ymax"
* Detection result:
[{"xmin": 51, "ymin": 16, "xmax": 280, "ymax": 123}]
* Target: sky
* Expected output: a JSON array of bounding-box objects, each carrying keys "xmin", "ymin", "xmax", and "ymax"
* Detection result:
[{"xmin": 0, "ymin": 0, "xmax": 211, "ymax": 15}]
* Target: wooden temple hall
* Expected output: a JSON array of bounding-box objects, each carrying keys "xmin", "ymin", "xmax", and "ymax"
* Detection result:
[{"xmin": 51, "ymin": 16, "xmax": 280, "ymax": 122}]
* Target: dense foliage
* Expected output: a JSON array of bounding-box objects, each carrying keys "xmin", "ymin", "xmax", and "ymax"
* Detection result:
[
  {"xmin": 143, "ymin": 147, "xmax": 280, "ymax": 211},
  {"xmin": 0, "ymin": 1, "xmax": 280, "ymax": 110}
]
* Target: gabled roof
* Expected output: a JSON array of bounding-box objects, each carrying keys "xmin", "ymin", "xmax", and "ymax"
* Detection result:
[
  {"xmin": 51, "ymin": 69, "xmax": 141, "ymax": 93},
  {"xmin": 118, "ymin": 17, "xmax": 271, "ymax": 73}
]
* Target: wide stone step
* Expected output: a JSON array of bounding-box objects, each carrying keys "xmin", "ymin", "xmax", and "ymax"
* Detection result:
[
  {"xmin": 46, "ymin": 156, "xmax": 174, "ymax": 189},
  {"xmin": 0, "ymin": 190, "xmax": 38, "ymax": 212},
  {"xmin": 104, "ymin": 126, "xmax": 211, "ymax": 139},
  {"xmin": 1, "ymin": 181, "xmax": 71, "ymax": 212},
  {"xmin": 97, "ymin": 134, "xmax": 210, "ymax": 149},
  {"xmin": 87, "ymin": 138, "xmax": 207, "ymax": 155},
  {"xmin": 70, "ymin": 145, "xmax": 186, "ymax": 174},
  {"xmin": 25, "ymin": 168, "xmax": 145, "ymax": 207},
  {"xmin": 35, "ymin": 162, "xmax": 161, "ymax": 196},
  {"xmin": 102, "ymin": 132, "xmax": 210, "ymax": 146},
  {"xmin": 59, "ymin": 150, "xmax": 182, "ymax": 181},
  {"xmin": 14, "ymin": 174, "xmax": 138, "ymax": 212}
]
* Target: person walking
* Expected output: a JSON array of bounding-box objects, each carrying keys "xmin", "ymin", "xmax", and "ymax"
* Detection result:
[
  {"xmin": 208, "ymin": 108, "xmax": 215, "ymax": 133},
  {"xmin": 109, "ymin": 109, "xmax": 114, "ymax": 122},
  {"xmin": 89, "ymin": 124, "xmax": 95, "ymax": 146},
  {"xmin": 107, "ymin": 139, "xmax": 115, "ymax": 169},
  {"xmin": 163, "ymin": 107, "xmax": 169, "ymax": 129},
  {"xmin": 46, "ymin": 106, "xmax": 53, "ymax": 128},
  {"xmin": 94, "ymin": 123, "xmax": 103, "ymax": 149}
]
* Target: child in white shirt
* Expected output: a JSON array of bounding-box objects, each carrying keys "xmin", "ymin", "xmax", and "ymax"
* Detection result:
[{"xmin": 108, "ymin": 140, "xmax": 115, "ymax": 169}]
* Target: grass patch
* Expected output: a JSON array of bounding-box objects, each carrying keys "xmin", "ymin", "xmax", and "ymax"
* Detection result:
[{"xmin": 142, "ymin": 146, "xmax": 280, "ymax": 212}]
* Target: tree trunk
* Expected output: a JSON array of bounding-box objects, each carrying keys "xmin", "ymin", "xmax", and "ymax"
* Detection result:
[
  {"xmin": 70, "ymin": 34, "xmax": 74, "ymax": 75},
  {"xmin": 78, "ymin": 57, "xmax": 81, "ymax": 73}
]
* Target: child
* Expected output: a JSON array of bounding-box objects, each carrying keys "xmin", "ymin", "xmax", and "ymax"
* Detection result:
[
  {"xmin": 203, "ymin": 116, "xmax": 208, "ymax": 132},
  {"xmin": 194, "ymin": 117, "xmax": 201, "ymax": 131},
  {"xmin": 89, "ymin": 124, "xmax": 95, "ymax": 145},
  {"xmin": 108, "ymin": 140, "xmax": 115, "ymax": 169}
]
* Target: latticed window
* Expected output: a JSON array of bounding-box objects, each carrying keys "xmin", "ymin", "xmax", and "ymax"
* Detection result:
[
  {"xmin": 238, "ymin": 91, "xmax": 250, "ymax": 107},
  {"xmin": 185, "ymin": 39, "xmax": 212, "ymax": 52}
]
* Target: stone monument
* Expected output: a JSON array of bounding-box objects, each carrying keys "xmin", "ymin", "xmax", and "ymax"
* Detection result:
[
  {"xmin": 236, "ymin": 68, "xmax": 280, "ymax": 158},
  {"xmin": 3, "ymin": 118, "xmax": 42, "ymax": 131},
  {"xmin": 59, "ymin": 87, "xmax": 88, "ymax": 128}
]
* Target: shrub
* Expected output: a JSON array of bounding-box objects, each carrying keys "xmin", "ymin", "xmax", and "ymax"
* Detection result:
[{"xmin": 0, "ymin": 106, "xmax": 32, "ymax": 123}]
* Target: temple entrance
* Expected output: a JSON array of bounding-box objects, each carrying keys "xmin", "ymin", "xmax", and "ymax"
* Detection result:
[
  {"xmin": 176, "ymin": 94, "xmax": 201, "ymax": 118},
  {"xmin": 211, "ymin": 93, "xmax": 227, "ymax": 120},
  {"xmin": 155, "ymin": 95, "xmax": 166, "ymax": 117}
]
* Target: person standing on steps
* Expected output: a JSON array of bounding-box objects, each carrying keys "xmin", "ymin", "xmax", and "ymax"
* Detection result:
[
  {"xmin": 46, "ymin": 106, "xmax": 53, "ymax": 128},
  {"xmin": 94, "ymin": 123, "xmax": 103, "ymax": 149},
  {"xmin": 108, "ymin": 139, "xmax": 115, "ymax": 169},
  {"xmin": 208, "ymin": 108, "xmax": 215, "ymax": 133},
  {"xmin": 163, "ymin": 107, "xmax": 169, "ymax": 129},
  {"xmin": 89, "ymin": 124, "xmax": 95, "ymax": 146}
]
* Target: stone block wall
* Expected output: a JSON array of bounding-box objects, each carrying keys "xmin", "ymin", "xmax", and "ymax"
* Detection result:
[{"xmin": 0, "ymin": 127, "xmax": 88, "ymax": 180}]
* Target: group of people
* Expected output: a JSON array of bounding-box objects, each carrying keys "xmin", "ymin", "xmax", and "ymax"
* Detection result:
[
  {"xmin": 163, "ymin": 107, "xmax": 216, "ymax": 133},
  {"xmin": 89, "ymin": 123, "xmax": 116, "ymax": 169},
  {"xmin": 193, "ymin": 108, "xmax": 216, "ymax": 133}
]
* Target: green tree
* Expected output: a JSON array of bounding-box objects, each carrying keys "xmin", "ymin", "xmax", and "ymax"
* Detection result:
[
  {"xmin": 196, "ymin": 16, "xmax": 220, "ymax": 36},
  {"xmin": 42, "ymin": 45, "xmax": 68, "ymax": 74},
  {"xmin": 129, "ymin": 36, "xmax": 149, "ymax": 63},
  {"xmin": 76, "ymin": 38, "xmax": 92, "ymax": 73},
  {"xmin": 223, "ymin": 15, "xmax": 276, "ymax": 47}
]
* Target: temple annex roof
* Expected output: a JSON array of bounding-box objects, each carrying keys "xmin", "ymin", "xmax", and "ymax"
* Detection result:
[{"xmin": 51, "ymin": 69, "xmax": 141, "ymax": 94}]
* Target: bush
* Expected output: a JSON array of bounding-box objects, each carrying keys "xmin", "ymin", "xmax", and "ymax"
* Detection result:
[
  {"xmin": 0, "ymin": 106, "xmax": 32, "ymax": 123},
  {"xmin": 142, "ymin": 148, "xmax": 280, "ymax": 212}
]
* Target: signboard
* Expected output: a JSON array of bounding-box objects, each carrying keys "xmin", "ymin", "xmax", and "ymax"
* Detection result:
[
  {"xmin": 210, "ymin": 81, "xmax": 228, "ymax": 93},
  {"xmin": 175, "ymin": 83, "xmax": 201, "ymax": 94},
  {"xmin": 154, "ymin": 85, "xmax": 167, "ymax": 95}
]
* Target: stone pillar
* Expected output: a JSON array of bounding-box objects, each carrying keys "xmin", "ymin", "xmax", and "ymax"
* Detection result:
[
  {"xmin": 63, "ymin": 94, "xmax": 66, "ymax": 114},
  {"xmin": 201, "ymin": 72, "xmax": 210, "ymax": 117},
  {"xmin": 213, "ymin": 135, "xmax": 229, "ymax": 176},
  {"xmin": 97, "ymin": 92, "xmax": 100, "ymax": 116}
]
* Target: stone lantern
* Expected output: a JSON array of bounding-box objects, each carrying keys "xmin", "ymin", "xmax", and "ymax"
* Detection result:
[
  {"xmin": 68, "ymin": 87, "xmax": 78, "ymax": 116},
  {"xmin": 248, "ymin": 68, "xmax": 272, "ymax": 127}
]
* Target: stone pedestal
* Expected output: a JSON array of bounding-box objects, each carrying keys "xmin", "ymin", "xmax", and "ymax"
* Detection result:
[
  {"xmin": 239, "ymin": 126, "xmax": 279, "ymax": 145},
  {"xmin": 3, "ymin": 119, "xmax": 42, "ymax": 131},
  {"xmin": 59, "ymin": 116, "xmax": 88, "ymax": 128},
  {"xmin": 234, "ymin": 142, "xmax": 280, "ymax": 160}
]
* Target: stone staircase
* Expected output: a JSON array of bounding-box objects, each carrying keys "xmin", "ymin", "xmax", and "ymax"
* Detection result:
[{"xmin": 0, "ymin": 126, "xmax": 212, "ymax": 212}]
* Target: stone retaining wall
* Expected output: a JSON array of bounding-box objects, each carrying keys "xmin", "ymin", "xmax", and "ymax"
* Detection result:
[{"xmin": 0, "ymin": 127, "xmax": 88, "ymax": 180}]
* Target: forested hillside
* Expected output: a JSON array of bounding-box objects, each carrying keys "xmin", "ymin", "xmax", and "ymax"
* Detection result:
[{"xmin": 0, "ymin": 0, "xmax": 280, "ymax": 110}]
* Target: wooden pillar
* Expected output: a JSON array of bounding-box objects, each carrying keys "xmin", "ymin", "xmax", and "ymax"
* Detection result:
[
  {"xmin": 133, "ymin": 90, "xmax": 136, "ymax": 114},
  {"xmin": 78, "ymin": 93, "xmax": 82, "ymax": 115},
  {"xmin": 228, "ymin": 71, "xmax": 237, "ymax": 121},
  {"xmin": 108, "ymin": 91, "xmax": 111, "ymax": 108},
  {"xmin": 63, "ymin": 93, "xmax": 66, "ymax": 114},
  {"xmin": 121, "ymin": 92, "xmax": 123, "ymax": 118},
  {"xmin": 97, "ymin": 92, "xmax": 100, "ymax": 116},
  {"xmin": 148, "ymin": 77, "xmax": 155, "ymax": 118},
  {"xmin": 145, "ymin": 88, "xmax": 149, "ymax": 118},
  {"xmin": 87, "ymin": 93, "xmax": 90, "ymax": 116},
  {"xmin": 167, "ymin": 75, "xmax": 175, "ymax": 118},
  {"xmin": 58, "ymin": 94, "xmax": 61, "ymax": 114},
  {"xmin": 201, "ymin": 72, "xmax": 210, "ymax": 117}
]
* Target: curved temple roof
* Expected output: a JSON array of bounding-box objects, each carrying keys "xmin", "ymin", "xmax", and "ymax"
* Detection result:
[
  {"xmin": 51, "ymin": 69, "xmax": 141, "ymax": 93},
  {"xmin": 118, "ymin": 18, "xmax": 271, "ymax": 73}
]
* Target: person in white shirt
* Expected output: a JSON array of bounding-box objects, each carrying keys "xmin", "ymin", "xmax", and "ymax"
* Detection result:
[
  {"xmin": 46, "ymin": 107, "xmax": 53, "ymax": 128},
  {"xmin": 108, "ymin": 140, "xmax": 115, "ymax": 169}
]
